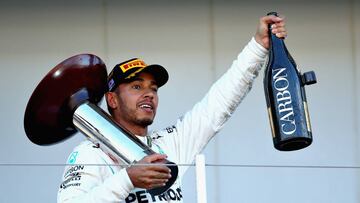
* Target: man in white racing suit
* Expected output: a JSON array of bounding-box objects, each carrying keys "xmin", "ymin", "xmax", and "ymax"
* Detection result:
[{"xmin": 58, "ymin": 14, "xmax": 287, "ymax": 202}]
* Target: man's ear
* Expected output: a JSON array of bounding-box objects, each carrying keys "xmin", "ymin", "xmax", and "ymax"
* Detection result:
[{"xmin": 105, "ymin": 92, "xmax": 118, "ymax": 109}]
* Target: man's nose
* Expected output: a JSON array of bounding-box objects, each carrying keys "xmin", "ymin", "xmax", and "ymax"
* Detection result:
[{"xmin": 143, "ymin": 88, "xmax": 155, "ymax": 99}]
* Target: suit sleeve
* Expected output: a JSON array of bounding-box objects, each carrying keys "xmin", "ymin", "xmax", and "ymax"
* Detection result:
[{"xmin": 169, "ymin": 38, "xmax": 268, "ymax": 175}]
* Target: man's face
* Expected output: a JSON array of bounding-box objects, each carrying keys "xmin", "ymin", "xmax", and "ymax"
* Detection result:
[{"xmin": 112, "ymin": 72, "xmax": 159, "ymax": 128}]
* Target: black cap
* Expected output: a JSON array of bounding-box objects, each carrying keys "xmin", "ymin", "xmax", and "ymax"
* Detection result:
[{"xmin": 107, "ymin": 58, "xmax": 169, "ymax": 92}]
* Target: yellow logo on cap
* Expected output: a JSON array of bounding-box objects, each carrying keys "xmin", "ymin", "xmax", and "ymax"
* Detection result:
[{"xmin": 119, "ymin": 59, "xmax": 147, "ymax": 73}]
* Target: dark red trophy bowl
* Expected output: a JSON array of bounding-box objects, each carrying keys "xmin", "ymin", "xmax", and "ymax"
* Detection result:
[{"xmin": 24, "ymin": 54, "xmax": 107, "ymax": 144}]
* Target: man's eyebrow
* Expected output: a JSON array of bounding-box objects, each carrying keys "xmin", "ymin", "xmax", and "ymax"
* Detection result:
[{"xmin": 150, "ymin": 80, "xmax": 158, "ymax": 86}]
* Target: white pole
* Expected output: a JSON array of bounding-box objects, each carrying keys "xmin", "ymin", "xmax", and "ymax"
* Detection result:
[{"xmin": 195, "ymin": 154, "xmax": 207, "ymax": 203}]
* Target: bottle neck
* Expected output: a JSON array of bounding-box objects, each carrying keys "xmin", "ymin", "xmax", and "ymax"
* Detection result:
[{"xmin": 270, "ymin": 33, "xmax": 288, "ymax": 61}]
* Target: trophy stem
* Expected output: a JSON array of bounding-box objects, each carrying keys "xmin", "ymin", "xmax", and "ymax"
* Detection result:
[
  {"xmin": 73, "ymin": 101, "xmax": 179, "ymax": 195},
  {"xmin": 73, "ymin": 102, "xmax": 153, "ymax": 164}
]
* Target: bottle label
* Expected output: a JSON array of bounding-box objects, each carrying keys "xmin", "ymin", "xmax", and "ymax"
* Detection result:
[
  {"xmin": 272, "ymin": 67, "xmax": 297, "ymax": 136},
  {"xmin": 267, "ymin": 107, "xmax": 276, "ymax": 138},
  {"xmin": 303, "ymin": 101, "xmax": 312, "ymax": 132}
]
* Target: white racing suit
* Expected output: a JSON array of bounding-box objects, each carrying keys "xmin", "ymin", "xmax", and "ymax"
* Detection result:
[{"xmin": 57, "ymin": 38, "xmax": 268, "ymax": 203}]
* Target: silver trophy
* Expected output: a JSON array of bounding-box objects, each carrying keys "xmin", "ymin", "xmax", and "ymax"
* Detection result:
[{"xmin": 24, "ymin": 54, "xmax": 178, "ymax": 195}]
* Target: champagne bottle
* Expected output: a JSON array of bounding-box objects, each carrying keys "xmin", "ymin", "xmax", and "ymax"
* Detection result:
[{"xmin": 264, "ymin": 12, "xmax": 317, "ymax": 151}]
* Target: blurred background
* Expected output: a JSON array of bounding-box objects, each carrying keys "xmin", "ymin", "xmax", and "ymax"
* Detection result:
[{"xmin": 0, "ymin": 0, "xmax": 359, "ymax": 202}]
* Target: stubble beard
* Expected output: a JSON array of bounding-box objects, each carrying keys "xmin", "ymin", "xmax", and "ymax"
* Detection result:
[
  {"xmin": 117, "ymin": 94, "xmax": 156, "ymax": 129},
  {"xmin": 121, "ymin": 104, "xmax": 155, "ymax": 128},
  {"xmin": 135, "ymin": 117, "xmax": 154, "ymax": 127}
]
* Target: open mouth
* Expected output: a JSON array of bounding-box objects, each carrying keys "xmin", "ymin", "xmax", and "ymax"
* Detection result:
[
  {"xmin": 139, "ymin": 103, "xmax": 154, "ymax": 112},
  {"xmin": 139, "ymin": 104, "xmax": 153, "ymax": 109}
]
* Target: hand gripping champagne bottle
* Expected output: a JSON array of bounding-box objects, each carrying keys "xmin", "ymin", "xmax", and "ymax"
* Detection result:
[{"xmin": 264, "ymin": 12, "xmax": 317, "ymax": 151}]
